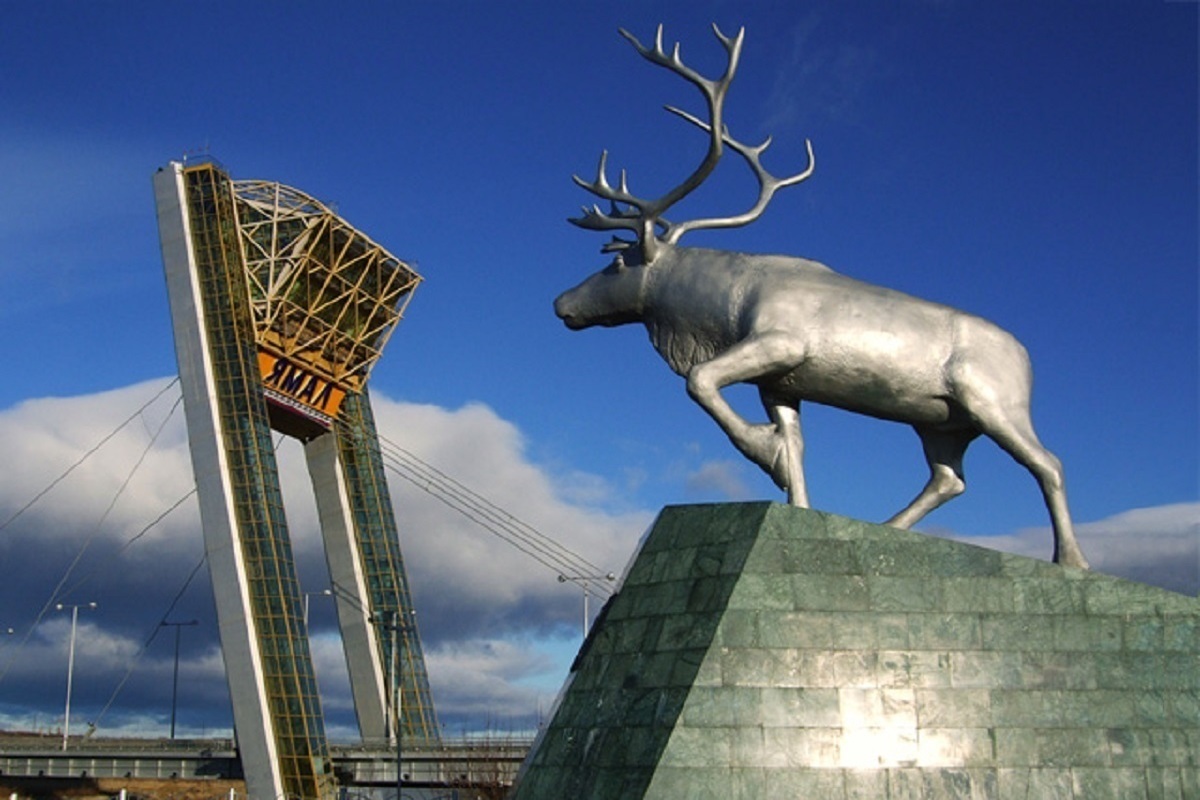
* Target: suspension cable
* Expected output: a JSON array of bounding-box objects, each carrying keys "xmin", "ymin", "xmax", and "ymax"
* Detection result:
[
  {"xmin": 0, "ymin": 390, "xmax": 183, "ymax": 685},
  {"xmin": 60, "ymin": 487, "xmax": 197, "ymax": 600},
  {"xmin": 3, "ymin": 378, "xmax": 620, "ymax": 703},
  {"xmin": 83, "ymin": 436, "xmax": 289, "ymax": 726},
  {"xmin": 0, "ymin": 377, "xmax": 180, "ymax": 535},
  {"xmin": 374, "ymin": 432, "xmax": 615, "ymax": 598},
  {"xmin": 89, "ymin": 553, "xmax": 207, "ymax": 734}
]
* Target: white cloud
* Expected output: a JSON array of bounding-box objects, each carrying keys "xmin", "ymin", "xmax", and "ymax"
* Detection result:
[
  {"xmin": 685, "ymin": 458, "xmax": 755, "ymax": 501},
  {"xmin": 4, "ymin": 617, "xmax": 139, "ymax": 683},
  {"xmin": 951, "ymin": 502, "xmax": 1199, "ymax": 595},
  {"xmin": 761, "ymin": 13, "xmax": 884, "ymax": 134},
  {"xmin": 0, "ymin": 379, "xmax": 1193, "ymax": 741},
  {"xmin": 0, "ymin": 378, "xmax": 195, "ymax": 546},
  {"xmin": 364, "ymin": 395, "xmax": 651, "ymax": 639},
  {"xmin": 425, "ymin": 638, "xmax": 561, "ymax": 727},
  {"xmin": 307, "ymin": 631, "xmax": 354, "ymax": 716},
  {"xmin": 0, "ymin": 380, "xmax": 649, "ymax": 734}
]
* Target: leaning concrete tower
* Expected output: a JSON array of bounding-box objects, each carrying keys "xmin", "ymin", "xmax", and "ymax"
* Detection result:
[{"xmin": 154, "ymin": 159, "xmax": 437, "ymax": 800}]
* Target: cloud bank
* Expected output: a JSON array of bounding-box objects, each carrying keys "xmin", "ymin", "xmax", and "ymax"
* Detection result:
[
  {"xmin": 0, "ymin": 378, "xmax": 649, "ymax": 737},
  {"xmin": 0, "ymin": 379, "xmax": 1193, "ymax": 740},
  {"xmin": 947, "ymin": 503, "xmax": 1199, "ymax": 597}
]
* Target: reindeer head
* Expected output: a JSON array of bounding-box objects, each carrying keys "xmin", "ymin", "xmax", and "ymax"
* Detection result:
[{"xmin": 567, "ymin": 24, "xmax": 817, "ymax": 268}]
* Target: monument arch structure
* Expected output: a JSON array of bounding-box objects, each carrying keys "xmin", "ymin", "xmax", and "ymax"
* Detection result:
[{"xmin": 153, "ymin": 159, "xmax": 437, "ymax": 800}]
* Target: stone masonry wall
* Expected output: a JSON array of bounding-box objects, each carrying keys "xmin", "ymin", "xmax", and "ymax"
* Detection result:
[{"xmin": 513, "ymin": 502, "xmax": 1198, "ymax": 800}]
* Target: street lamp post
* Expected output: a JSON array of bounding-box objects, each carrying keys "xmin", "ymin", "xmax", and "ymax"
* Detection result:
[
  {"xmin": 557, "ymin": 572, "xmax": 616, "ymax": 638},
  {"xmin": 160, "ymin": 619, "xmax": 198, "ymax": 739},
  {"xmin": 56, "ymin": 601, "xmax": 97, "ymax": 751},
  {"xmin": 303, "ymin": 588, "xmax": 333, "ymax": 629},
  {"xmin": 371, "ymin": 610, "xmax": 410, "ymax": 800}
]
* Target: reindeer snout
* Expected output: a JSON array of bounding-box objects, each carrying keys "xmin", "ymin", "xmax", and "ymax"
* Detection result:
[{"xmin": 554, "ymin": 293, "xmax": 583, "ymax": 329}]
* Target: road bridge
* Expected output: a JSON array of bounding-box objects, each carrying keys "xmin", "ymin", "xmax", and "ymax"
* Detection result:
[{"xmin": 0, "ymin": 736, "xmax": 529, "ymax": 799}]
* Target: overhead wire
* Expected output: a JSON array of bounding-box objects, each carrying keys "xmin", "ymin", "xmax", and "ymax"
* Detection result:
[
  {"xmin": 0, "ymin": 377, "xmax": 180, "ymax": 535},
  {"xmin": 4, "ymin": 372, "xmax": 619, "ymax": 715},
  {"xmin": 378, "ymin": 435, "xmax": 601, "ymax": 576},
  {"xmin": 23, "ymin": 423, "xmax": 288, "ymax": 727},
  {"xmin": 89, "ymin": 553, "xmax": 208, "ymax": 734},
  {"xmin": 0, "ymin": 387, "xmax": 184, "ymax": 685},
  {"xmin": 60, "ymin": 486, "xmax": 197, "ymax": 600},
  {"xmin": 7, "ymin": 372, "xmax": 613, "ymax": 608},
  {"xmin": 374, "ymin": 432, "xmax": 615, "ymax": 599}
]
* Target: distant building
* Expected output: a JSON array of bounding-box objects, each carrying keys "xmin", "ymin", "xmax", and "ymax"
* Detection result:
[{"xmin": 154, "ymin": 159, "xmax": 437, "ymax": 800}]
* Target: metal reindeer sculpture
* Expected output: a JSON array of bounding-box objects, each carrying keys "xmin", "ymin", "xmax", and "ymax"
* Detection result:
[{"xmin": 555, "ymin": 25, "xmax": 1088, "ymax": 568}]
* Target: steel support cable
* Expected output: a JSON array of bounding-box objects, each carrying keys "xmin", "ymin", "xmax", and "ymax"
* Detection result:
[
  {"xmin": 89, "ymin": 553, "xmax": 207, "ymax": 734},
  {"xmin": 0, "ymin": 377, "xmax": 181, "ymax": 535},
  {"xmin": 380, "ymin": 454, "xmax": 600, "ymax": 590},
  {"xmin": 374, "ymin": 438, "xmax": 613, "ymax": 598},
  {"xmin": 376, "ymin": 442, "xmax": 614, "ymax": 596},
  {"xmin": 375, "ymin": 434, "xmax": 605, "ymax": 570},
  {"xmin": 377, "ymin": 443, "xmax": 604, "ymax": 581},
  {"xmin": 0, "ymin": 391, "xmax": 184, "ymax": 685},
  {"xmin": 376, "ymin": 438, "xmax": 603, "ymax": 574},
  {"xmin": 14, "ymin": 424, "xmax": 283, "ymax": 711},
  {"xmin": 60, "ymin": 486, "xmax": 197, "ymax": 600}
]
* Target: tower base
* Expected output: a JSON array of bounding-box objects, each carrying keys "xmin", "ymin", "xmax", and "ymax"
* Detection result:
[{"xmin": 513, "ymin": 503, "xmax": 1198, "ymax": 800}]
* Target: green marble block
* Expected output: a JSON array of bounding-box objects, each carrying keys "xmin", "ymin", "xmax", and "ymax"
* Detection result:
[{"xmin": 512, "ymin": 503, "xmax": 1199, "ymax": 800}]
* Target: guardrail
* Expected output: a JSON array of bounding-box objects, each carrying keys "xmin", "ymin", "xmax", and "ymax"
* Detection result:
[
  {"xmin": 0, "ymin": 737, "xmax": 532, "ymax": 786},
  {"xmin": 0, "ymin": 737, "xmax": 236, "ymax": 754}
]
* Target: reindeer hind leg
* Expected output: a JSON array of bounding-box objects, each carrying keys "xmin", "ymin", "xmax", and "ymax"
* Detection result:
[
  {"xmin": 953, "ymin": 370, "xmax": 1088, "ymax": 568},
  {"xmin": 978, "ymin": 412, "xmax": 1088, "ymax": 568},
  {"xmin": 886, "ymin": 426, "xmax": 976, "ymax": 529},
  {"xmin": 762, "ymin": 390, "xmax": 807, "ymax": 507}
]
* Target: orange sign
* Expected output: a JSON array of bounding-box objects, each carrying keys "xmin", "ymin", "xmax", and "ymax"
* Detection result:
[{"xmin": 258, "ymin": 350, "xmax": 347, "ymax": 427}]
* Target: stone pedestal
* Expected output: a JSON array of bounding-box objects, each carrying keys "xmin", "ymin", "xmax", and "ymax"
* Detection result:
[{"xmin": 513, "ymin": 503, "xmax": 1198, "ymax": 799}]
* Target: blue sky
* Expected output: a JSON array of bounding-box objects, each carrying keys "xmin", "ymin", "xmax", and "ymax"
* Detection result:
[{"xmin": 0, "ymin": 2, "xmax": 1195, "ymax": 739}]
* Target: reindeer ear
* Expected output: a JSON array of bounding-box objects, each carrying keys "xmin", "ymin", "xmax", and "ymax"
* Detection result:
[{"xmin": 600, "ymin": 236, "xmax": 635, "ymax": 254}]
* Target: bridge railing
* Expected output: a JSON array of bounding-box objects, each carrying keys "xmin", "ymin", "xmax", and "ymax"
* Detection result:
[
  {"xmin": 0, "ymin": 736, "xmax": 533, "ymax": 786},
  {"xmin": 0, "ymin": 735, "xmax": 237, "ymax": 754}
]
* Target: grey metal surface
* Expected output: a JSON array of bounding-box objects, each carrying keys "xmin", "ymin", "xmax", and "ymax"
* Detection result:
[{"xmin": 555, "ymin": 25, "xmax": 1087, "ymax": 567}]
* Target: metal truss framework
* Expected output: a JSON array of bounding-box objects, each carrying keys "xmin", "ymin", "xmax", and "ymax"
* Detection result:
[{"xmin": 233, "ymin": 179, "xmax": 421, "ymax": 393}]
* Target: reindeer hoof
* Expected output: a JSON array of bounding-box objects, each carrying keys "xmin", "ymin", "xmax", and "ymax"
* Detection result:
[
  {"xmin": 736, "ymin": 424, "xmax": 791, "ymax": 491},
  {"xmin": 1055, "ymin": 546, "xmax": 1089, "ymax": 570}
]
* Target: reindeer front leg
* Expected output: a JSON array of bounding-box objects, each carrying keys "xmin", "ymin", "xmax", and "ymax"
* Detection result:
[{"xmin": 685, "ymin": 333, "xmax": 807, "ymax": 504}]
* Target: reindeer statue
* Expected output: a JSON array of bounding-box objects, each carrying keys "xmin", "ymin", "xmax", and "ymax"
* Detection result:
[{"xmin": 554, "ymin": 25, "xmax": 1089, "ymax": 568}]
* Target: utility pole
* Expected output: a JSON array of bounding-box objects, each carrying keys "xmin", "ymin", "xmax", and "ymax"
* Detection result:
[
  {"xmin": 372, "ymin": 610, "xmax": 409, "ymax": 800},
  {"xmin": 557, "ymin": 572, "xmax": 616, "ymax": 638},
  {"xmin": 303, "ymin": 588, "xmax": 333, "ymax": 628},
  {"xmin": 161, "ymin": 619, "xmax": 198, "ymax": 739},
  {"xmin": 56, "ymin": 601, "xmax": 97, "ymax": 751}
]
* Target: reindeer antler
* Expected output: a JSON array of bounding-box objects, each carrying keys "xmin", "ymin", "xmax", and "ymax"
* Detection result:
[
  {"xmin": 570, "ymin": 24, "xmax": 743, "ymax": 264},
  {"xmin": 571, "ymin": 24, "xmax": 815, "ymax": 262},
  {"xmin": 571, "ymin": 151, "xmax": 665, "ymax": 248},
  {"xmin": 661, "ymin": 106, "xmax": 815, "ymax": 241}
]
